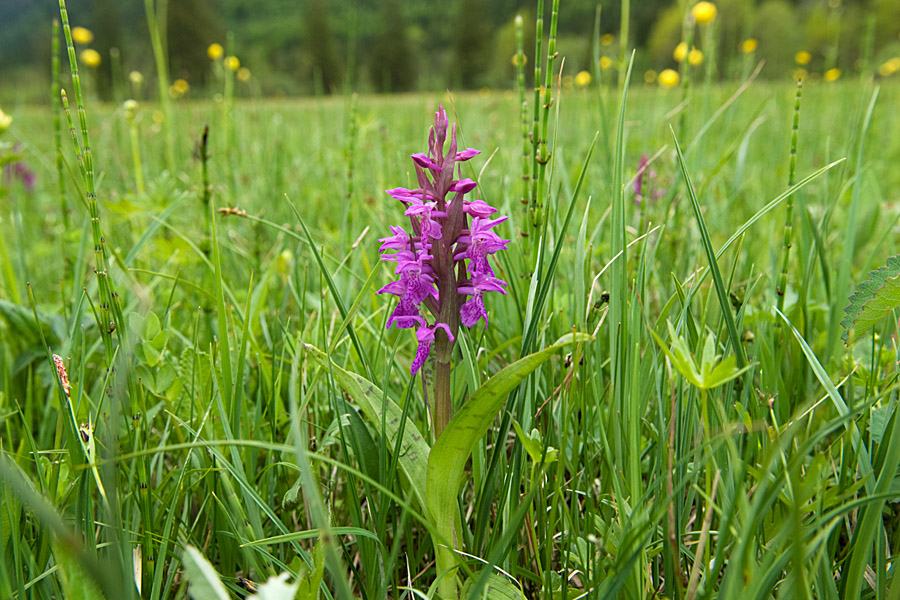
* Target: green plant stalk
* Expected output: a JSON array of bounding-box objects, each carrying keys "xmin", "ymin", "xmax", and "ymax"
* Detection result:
[
  {"xmin": 776, "ymin": 79, "xmax": 802, "ymax": 317},
  {"xmin": 672, "ymin": 128, "xmax": 747, "ymax": 368},
  {"xmin": 532, "ymin": 0, "xmax": 559, "ymax": 236},
  {"xmin": 516, "ymin": 15, "xmax": 529, "ymax": 221},
  {"xmin": 59, "ymin": 4, "xmax": 121, "ymax": 366},
  {"xmin": 529, "ymin": 0, "xmax": 544, "ymax": 252},
  {"xmin": 126, "ymin": 108, "xmax": 145, "ymax": 196},
  {"xmin": 52, "ymin": 19, "xmax": 68, "ymax": 231},
  {"xmin": 143, "ymin": 0, "xmax": 175, "ymax": 173},
  {"xmin": 617, "ymin": 0, "xmax": 629, "ymax": 91},
  {"xmin": 678, "ymin": 7, "xmax": 695, "ymax": 141}
]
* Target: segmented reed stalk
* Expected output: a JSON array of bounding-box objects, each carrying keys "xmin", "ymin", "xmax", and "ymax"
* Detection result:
[
  {"xmin": 516, "ymin": 15, "xmax": 529, "ymax": 218},
  {"xmin": 776, "ymin": 79, "xmax": 803, "ymax": 315},
  {"xmin": 531, "ymin": 0, "xmax": 560, "ymax": 236},
  {"xmin": 52, "ymin": 19, "xmax": 68, "ymax": 231},
  {"xmin": 59, "ymin": 0, "xmax": 128, "ymax": 380},
  {"xmin": 529, "ymin": 0, "xmax": 544, "ymax": 236}
]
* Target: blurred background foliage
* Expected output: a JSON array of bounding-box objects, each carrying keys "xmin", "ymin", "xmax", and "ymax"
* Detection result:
[{"xmin": 0, "ymin": 0, "xmax": 898, "ymax": 102}]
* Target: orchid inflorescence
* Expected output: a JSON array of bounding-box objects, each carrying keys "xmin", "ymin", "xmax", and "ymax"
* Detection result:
[{"xmin": 377, "ymin": 106, "xmax": 509, "ymax": 375}]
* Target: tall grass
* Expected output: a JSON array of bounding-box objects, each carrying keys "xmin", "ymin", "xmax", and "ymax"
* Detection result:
[{"xmin": 1, "ymin": 3, "xmax": 900, "ymax": 599}]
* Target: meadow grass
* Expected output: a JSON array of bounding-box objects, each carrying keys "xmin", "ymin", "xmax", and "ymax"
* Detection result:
[{"xmin": 2, "ymin": 32, "xmax": 900, "ymax": 599}]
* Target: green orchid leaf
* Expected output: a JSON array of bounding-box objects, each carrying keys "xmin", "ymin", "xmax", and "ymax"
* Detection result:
[
  {"xmin": 427, "ymin": 332, "xmax": 591, "ymax": 593},
  {"xmin": 303, "ymin": 343, "xmax": 430, "ymax": 510}
]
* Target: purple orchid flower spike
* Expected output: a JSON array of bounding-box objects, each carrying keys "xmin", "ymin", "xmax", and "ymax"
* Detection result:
[{"xmin": 377, "ymin": 106, "xmax": 509, "ymax": 435}]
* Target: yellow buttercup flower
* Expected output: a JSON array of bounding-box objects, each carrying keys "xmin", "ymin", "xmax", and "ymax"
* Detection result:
[
  {"xmin": 237, "ymin": 67, "xmax": 251, "ymax": 82},
  {"xmin": 741, "ymin": 38, "xmax": 758, "ymax": 53},
  {"xmin": 692, "ymin": 2, "xmax": 717, "ymax": 24},
  {"xmin": 601, "ymin": 33, "xmax": 615, "ymax": 46},
  {"xmin": 599, "ymin": 56, "xmax": 612, "ymax": 70},
  {"xmin": 173, "ymin": 79, "xmax": 189, "ymax": 94},
  {"xmin": 0, "ymin": 108, "xmax": 12, "ymax": 134},
  {"xmin": 688, "ymin": 48, "xmax": 703, "ymax": 66},
  {"xmin": 877, "ymin": 58, "xmax": 900, "ymax": 77},
  {"xmin": 80, "ymin": 49, "xmax": 101, "ymax": 68},
  {"xmin": 129, "ymin": 71, "xmax": 143, "ymax": 84},
  {"xmin": 224, "ymin": 56, "xmax": 240, "ymax": 71},
  {"xmin": 71, "ymin": 26, "xmax": 93, "ymax": 45},
  {"xmin": 644, "ymin": 69, "xmax": 658, "ymax": 83},
  {"xmin": 674, "ymin": 42, "xmax": 688, "ymax": 62},
  {"xmin": 575, "ymin": 71, "xmax": 591, "ymax": 87},
  {"xmin": 824, "ymin": 68, "xmax": 841, "ymax": 82},
  {"xmin": 207, "ymin": 43, "xmax": 224, "ymax": 60},
  {"xmin": 659, "ymin": 69, "xmax": 680, "ymax": 88},
  {"xmin": 795, "ymin": 51, "xmax": 811, "ymax": 65}
]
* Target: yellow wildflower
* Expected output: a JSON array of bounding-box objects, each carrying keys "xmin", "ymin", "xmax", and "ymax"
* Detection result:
[
  {"xmin": 688, "ymin": 48, "xmax": 703, "ymax": 66},
  {"xmin": 599, "ymin": 56, "xmax": 612, "ymax": 70},
  {"xmin": 129, "ymin": 71, "xmax": 143, "ymax": 84},
  {"xmin": 741, "ymin": 38, "xmax": 758, "ymax": 53},
  {"xmin": 0, "ymin": 108, "xmax": 12, "ymax": 134},
  {"xmin": 674, "ymin": 42, "xmax": 688, "ymax": 62},
  {"xmin": 601, "ymin": 33, "xmax": 615, "ymax": 46},
  {"xmin": 237, "ymin": 67, "xmax": 251, "ymax": 82},
  {"xmin": 575, "ymin": 70, "xmax": 591, "ymax": 87},
  {"xmin": 658, "ymin": 69, "xmax": 680, "ymax": 88},
  {"xmin": 795, "ymin": 51, "xmax": 811, "ymax": 65},
  {"xmin": 824, "ymin": 68, "xmax": 840, "ymax": 82},
  {"xmin": 644, "ymin": 69, "xmax": 658, "ymax": 83},
  {"xmin": 511, "ymin": 53, "xmax": 527, "ymax": 67},
  {"xmin": 224, "ymin": 56, "xmax": 240, "ymax": 71},
  {"xmin": 71, "ymin": 26, "xmax": 93, "ymax": 45},
  {"xmin": 80, "ymin": 49, "xmax": 101, "ymax": 68},
  {"xmin": 207, "ymin": 43, "xmax": 224, "ymax": 60},
  {"xmin": 173, "ymin": 79, "xmax": 189, "ymax": 94},
  {"xmin": 877, "ymin": 58, "xmax": 900, "ymax": 77},
  {"xmin": 692, "ymin": 1, "xmax": 717, "ymax": 24}
]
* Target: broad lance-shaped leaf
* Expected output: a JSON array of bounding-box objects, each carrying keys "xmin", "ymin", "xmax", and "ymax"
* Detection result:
[
  {"xmin": 842, "ymin": 254, "xmax": 900, "ymax": 345},
  {"xmin": 302, "ymin": 343, "xmax": 430, "ymax": 511},
  {"xmin": 427, "ymin": 332, "xmax": 592, "ymax": 593}
]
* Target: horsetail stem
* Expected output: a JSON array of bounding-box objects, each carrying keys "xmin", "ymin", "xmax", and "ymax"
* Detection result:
[
  {"xmin": 529, "ymin": 0, "xmax": 544, "ymax": 241},
  {"xmin": 516, "ymin": 15, "xmax": 529, "ymax": 220},
  {"xmin": 533, "ymin": 0, "xmax": 559, "ymax": 235},
  {"xmin": 776, "ymin": 78, "xmax": 803, "ymax": 316},
  {"xmin": 59, "ymin": 0, "xmax": 130, "ymax": 401},
  {"xmin": 52, "ymin": 19, "xmax": 68, "ymax": 231}
]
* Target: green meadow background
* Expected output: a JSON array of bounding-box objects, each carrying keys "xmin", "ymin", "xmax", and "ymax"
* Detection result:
[{"xmin": 3, "ymin": 1, "xmax": 900, "ymax": 599}]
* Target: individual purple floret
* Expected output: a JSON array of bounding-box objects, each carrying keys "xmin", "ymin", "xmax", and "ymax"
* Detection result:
[
  {"xmin": 634, "ymin": 153, "xmax": 664, "ymax": 207},
  {"xmin": 377, "ymin": 105, "xmax": 508, "ymax": 375},
  {"xmin": 3, "ymin": 144, "xmax": 36, "ymax": 193}
]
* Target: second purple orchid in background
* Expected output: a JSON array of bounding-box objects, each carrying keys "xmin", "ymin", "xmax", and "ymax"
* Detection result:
[{"xmin": 377, "ymin": 106, "xmax": 509, "ymax": 376}]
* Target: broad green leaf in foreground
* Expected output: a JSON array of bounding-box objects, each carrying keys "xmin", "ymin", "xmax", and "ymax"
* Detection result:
[
  {"xmin": 841, "ymin": 254, "xmax": 900, "ymax": 345},
  {"xmin": 303, "ymin": 343, "xmax": 430, "ymax": 511},
  {"xmin": 427, "ymin": 332, "xmax": 591, "ymax": 596},
  {"xmin": 181, "ymin": 545, "xmax": 229, "ymax": 600}
]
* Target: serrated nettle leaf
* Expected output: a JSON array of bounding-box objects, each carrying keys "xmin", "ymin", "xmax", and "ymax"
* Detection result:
[{"xmin": 842, "ymin": 254, "xmax": 900, "ymax": 345}]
